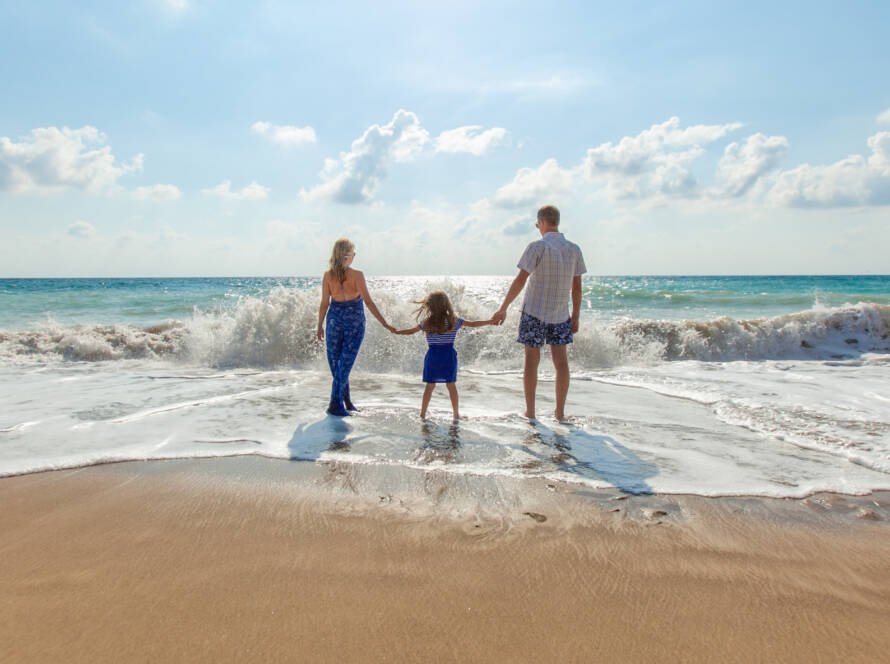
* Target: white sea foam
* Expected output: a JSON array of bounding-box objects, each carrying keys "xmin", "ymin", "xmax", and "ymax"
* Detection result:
[
  {"xmin": 1, "ymin": 286, "xmax": 888, "ymax": 368},
  {"xmin": 1, "ymin": 357, "xmax": 888, "ymax": 497},
  {"xmin": 1, "ymin": 281, "xmax": 889, "ymax": 497}
]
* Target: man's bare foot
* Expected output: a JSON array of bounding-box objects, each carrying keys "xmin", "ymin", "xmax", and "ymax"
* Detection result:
[
  {"xmin": 554, "ymin": 411, "xmax": 566, "ymax": 422},
  {"xmin": 420, "ymin": 411, "xmax": 428, "ymax": 419},
  {"xmin": 524, "ymin": 411, "xmax": 537, "ymax": 421}
]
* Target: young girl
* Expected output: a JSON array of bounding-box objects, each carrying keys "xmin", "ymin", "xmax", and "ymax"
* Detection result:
[{"xmin": 394, "ymin": 290, "xmax": 493, "ymax": 420}]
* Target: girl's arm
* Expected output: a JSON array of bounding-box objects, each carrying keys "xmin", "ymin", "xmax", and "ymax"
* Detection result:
[
  {"xmin": 355, "ymin": 271, "xmax": 394, "ymax": 332},
  {"xmin": 394, "ymin": 325, "xmax": 421, "ymax": 335},
  {"xmin": 461, "ymin": 318, "xmax": 494, "ymax": 328},
  {"xmin": 316, "ymin": 273, "xmax": 331, "ymax": 342}
]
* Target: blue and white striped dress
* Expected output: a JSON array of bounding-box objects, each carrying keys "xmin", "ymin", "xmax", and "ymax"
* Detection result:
[{"xmin": 422, "ymin": 318, "xmax": 464, "ymax": 383}]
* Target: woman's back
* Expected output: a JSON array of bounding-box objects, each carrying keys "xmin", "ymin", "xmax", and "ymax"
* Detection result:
[{"xmin": 327, "ymin": 268, "xmax": 361, "ymax": 302}]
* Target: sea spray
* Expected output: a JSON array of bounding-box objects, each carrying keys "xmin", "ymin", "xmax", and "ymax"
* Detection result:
[
  {"xmin": 1, "ymin": 289, "xmax": 888, "ymax": 368},
  {"xmin": 2, "ymin": 276, "xmax": 890, "ymax": 494}
]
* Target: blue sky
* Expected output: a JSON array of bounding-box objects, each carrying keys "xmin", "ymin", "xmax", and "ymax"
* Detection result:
[{"xmin": 2, "ymin": 0, "xmax": 889, "ymax": 276}]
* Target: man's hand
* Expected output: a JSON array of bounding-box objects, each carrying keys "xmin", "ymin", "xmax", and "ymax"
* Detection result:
[
  {"xmin": 316, "ymin": 325, "xmax": 325, "ymax": 342},
  {"xmin": 571, "ymin": 317, "xmax": 579, "ymax": 334},
  {"xmin": 491, "ymin": 309, "xmax": 507, "ymax": 326}
]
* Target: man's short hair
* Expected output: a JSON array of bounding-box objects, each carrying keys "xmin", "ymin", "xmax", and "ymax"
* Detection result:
[{"xmin": 537, "ymin": 205, "xmax": 560, "ymax": 227}]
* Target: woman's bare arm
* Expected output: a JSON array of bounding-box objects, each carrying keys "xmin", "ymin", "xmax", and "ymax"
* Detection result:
[
  {"xmin": 355, "ymin": 271, "xmax": 394, "ymax": 331},
  {"xmin": 316, "ymin": 273, "xmax": 331, "ymax": 341}
]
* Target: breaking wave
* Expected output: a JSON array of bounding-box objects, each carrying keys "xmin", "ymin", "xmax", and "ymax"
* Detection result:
[{"xmin": 1, "ymin": 286, "xmax": 888, "ymax": 369}]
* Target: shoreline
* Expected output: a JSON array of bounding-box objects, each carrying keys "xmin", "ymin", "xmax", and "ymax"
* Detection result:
[{"xmin": 3, "ymin": 457, "xmax": 890, "ymax": 663}]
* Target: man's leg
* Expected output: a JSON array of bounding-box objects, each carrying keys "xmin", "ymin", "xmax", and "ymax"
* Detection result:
[
  {"xmin": 523, "ymin": 345, "xmax": 541, "ymax": 419},
  {"xmin": 550, "ymin": 344, "xmax": 570, "ymax": 421}
]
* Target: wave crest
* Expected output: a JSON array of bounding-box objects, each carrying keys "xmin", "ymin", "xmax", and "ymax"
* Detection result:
[{"xmin": 1, "ymin": 287, "xmax": 888, "ymax": 368}]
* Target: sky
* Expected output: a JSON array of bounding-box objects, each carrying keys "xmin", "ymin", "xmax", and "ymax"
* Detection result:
[{"xmin": 1, "ymin": 0, "xmax": 889, "ymax": 277}]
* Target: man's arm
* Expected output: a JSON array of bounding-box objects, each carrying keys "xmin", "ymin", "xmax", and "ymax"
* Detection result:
[
  {"xmin": 492, "ymin": 270, "xmax": 530, "ymax": 325},
  {"xmin": 571, "ymin": 275, "xmax": 582, "ymax": 334}
]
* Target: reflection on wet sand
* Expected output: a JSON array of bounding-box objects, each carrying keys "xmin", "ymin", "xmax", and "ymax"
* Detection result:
[
  {"xmin": 416, "ymin": 421, "xmax": 462, "ymax": 464},
  {"xmin": 521, "ymin": 421, "xmax": 657, "ymax": 495}
]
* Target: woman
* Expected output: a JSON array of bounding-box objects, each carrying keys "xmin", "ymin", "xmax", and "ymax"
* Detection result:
[{"xmin": 317, "ymin": 238, "xmax": 393, "ymax": 416}]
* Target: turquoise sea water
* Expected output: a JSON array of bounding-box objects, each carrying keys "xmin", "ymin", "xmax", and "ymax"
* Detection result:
[
  {"xmin": 1, "ymin": 275, "xmax": 888, "ymax": 329},
  {"xmin": 1, "ymin": 274, "xmax": 889, "ymax": 495}
]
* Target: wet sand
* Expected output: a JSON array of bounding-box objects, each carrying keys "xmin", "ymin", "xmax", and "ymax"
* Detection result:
[{"xmin": 2, "ymin": 457, "xmax": 890, "ymax": 663}]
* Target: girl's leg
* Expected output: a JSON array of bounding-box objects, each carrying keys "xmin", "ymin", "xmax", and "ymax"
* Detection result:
[
  {"xmin": 420, "ymin": 383, "xmax": 436, "ymax": 419},
  {"xmin": 445, "ymin": 382, "xmax": 459, "ymax": 420}
]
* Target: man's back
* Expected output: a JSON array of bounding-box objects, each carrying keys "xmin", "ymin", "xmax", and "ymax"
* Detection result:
[{"xmin": 518, "ymin": 232, "xmax": 586, "ymax": 324}]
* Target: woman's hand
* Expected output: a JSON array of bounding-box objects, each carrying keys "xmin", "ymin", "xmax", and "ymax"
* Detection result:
[{"xmin": 316, "ymin": 324, "xmax": 324, "ymax": 342}]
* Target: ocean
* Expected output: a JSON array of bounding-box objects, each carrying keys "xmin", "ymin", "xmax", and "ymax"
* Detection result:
[{"xmin": 1, "ymin": 275, "xmax": 888, "ymax": 498}]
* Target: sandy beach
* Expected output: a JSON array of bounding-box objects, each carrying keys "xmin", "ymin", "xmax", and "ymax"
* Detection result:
[{"xmin": 3, "ymin": 457, "xmax": 890, "ymax": 663}]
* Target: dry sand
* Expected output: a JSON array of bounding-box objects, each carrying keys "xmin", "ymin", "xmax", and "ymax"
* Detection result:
[{"xmin": 2, "ymin": 457, "xmax": 890, "ymax": 663}]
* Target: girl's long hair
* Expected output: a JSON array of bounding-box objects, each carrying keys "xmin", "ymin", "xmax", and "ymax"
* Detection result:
[
  {"xmin": 328, "ymin": 238, "xmax": 355, "ymax": 285},
  {"xmin": 415, "ymin": 290, "xmax": 455, "ymax": 334}
]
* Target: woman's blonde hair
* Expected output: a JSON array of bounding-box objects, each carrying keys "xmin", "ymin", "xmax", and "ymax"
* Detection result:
[
  {"xmin": 415, "ymin": 290, "xmax": 455, "ymax": 335},
  {"xmin": 328, "ymin": 238, "xmax": 355, "ymax": 284}
]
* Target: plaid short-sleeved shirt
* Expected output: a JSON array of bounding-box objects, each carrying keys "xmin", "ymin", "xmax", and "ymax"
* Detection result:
[{"xmin": 517, "ymin": 232, "xmax": 586, "ymax": 324}]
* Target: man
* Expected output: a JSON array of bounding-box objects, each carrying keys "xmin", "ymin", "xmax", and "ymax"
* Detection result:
[{"xmin": 492, "ymin": 205, "xmax": 586, "ymax": 421}]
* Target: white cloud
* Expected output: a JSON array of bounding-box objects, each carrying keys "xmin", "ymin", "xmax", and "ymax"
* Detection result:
[
  {"xmin": 877, "ymin": 108, "xmax": 890, "ymax": 125},
  {"xmin": 869, "ymin": 131, "xmax": 890, "ymax": 169},
  {"xmin": 768, "ymin": 132, "xmax": 890, "ymax": 208},
  {"xmin": 493, "ymin": 158, "xmax": 575, "ymax": 208},
  {"xmin": 251, "ymin": 121, "xmax": 317, "ymax": 147},
  {"xmin": 716, "ymin": 133, "xmax": 789, "ymax": 197},
  {"xmin": 435, "ymin": 125, "xmax": 508, "ymax": 156},
  {"xmin": 202, "ymin": 180, "xmax": 270, "ymax": 201},
  {"xmin": 300, "ymin": 109, "xmax": 430, "ymax": 204},
  {"xmin": 0, "ymin": 126, "xmax": 143, "ymax": 194},
  {"xmin": 583, "ymin": 116, "xmax": 742, "ymax": 199},
  {"xmin": 67, "ymin": 220, "xmax": 96, "ymax": 239},
  {"xmin": 501, "ymin": 216, "xmax": 533, "ymax": 236},
  {"xmin": 132, "ymin": 184, "xmax": 182, "ymax": 201}
]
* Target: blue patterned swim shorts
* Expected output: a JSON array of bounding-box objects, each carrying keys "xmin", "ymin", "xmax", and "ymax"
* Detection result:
[{"xmin": 517, "ymin": 311, "xmax": 573, "ymax": 347}]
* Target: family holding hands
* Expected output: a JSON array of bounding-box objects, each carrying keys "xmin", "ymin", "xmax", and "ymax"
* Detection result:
[{"xmin": 316, "ymin": 205, "xmax": 587, "ymax": 422}]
